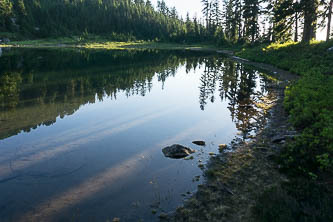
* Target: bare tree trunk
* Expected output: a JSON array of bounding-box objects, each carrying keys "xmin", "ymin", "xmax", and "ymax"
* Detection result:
[
  {"xmin": 243, "ymin": 18, "xmax": 247, "ymax": 39},
  {"xmin": 327, "ymin": 0, "xmax": 333, "ymax": 41},
  {"xmin": 294, "ymin": 11, "xmax": 298, "ymax": 42},
  {"xmin": 238, "ymin": 21, "xmax": 242, "ymax": 40}
]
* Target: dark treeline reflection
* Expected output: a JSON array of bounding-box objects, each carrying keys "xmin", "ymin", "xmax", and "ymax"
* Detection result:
[
  {"xmin": 198, "ymin": 58, "xmax": 270, "ymax": 138},
  {"xmin": 0, "ymin": 49, "xmax": 270, "ymax": 140}
]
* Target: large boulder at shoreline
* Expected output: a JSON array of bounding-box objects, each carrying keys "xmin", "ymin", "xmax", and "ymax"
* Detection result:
[{"xmin": 162, "ymin": 144, "xmax": 195, "ymax": 159}]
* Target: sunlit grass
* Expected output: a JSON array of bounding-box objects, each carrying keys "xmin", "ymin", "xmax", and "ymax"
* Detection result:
[
  {"xmin": 0, "ymin": 35, "xmax": 218, "ymax": 51},
  {"xmin": 264, "ymin": 39, "xmax": 325, "ymax": 50},
  {"xmin": 83, "ymin": 41, "xmax": 146, "ymax": 49},
  {"xmin": 264, "ymin": 41, "xmax": 298, "ymax": 51}
]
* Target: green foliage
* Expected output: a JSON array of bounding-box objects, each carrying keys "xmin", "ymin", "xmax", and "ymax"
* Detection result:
[
  {"xmin": 0, "ymin": 72, "xmax": 22, "ymax": 108},
  {"xmin": 254, "ymin": 179, "xmax": 333, "ymax": 222},
  {"xmin": 238, "ymin": 40, "xmax": 333, "ymax": 176},
  {"xmin": 0, "ymin": 0, "xmax": 206, "ymax": 43},
  {"xmin": 253, "ymin": 186, "xmax": 300, "ymax": 222},
  {"xmin": 0, "ymin": 0, "xmax": 13, "ymax": 31},
  {"xmin": 283, "ymin": 72, "xmax": 333, "ymax": 175}
]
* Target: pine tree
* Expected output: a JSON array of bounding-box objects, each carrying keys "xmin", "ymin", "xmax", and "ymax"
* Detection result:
[
  {"xmin": 201, "ymin": 0, "xmax": 211, "ymax": 32},
  {"xmin": 243, "ymin": 0, "xmax": 260, "ymax": 43},
  {"xmin": 302, "ymin": 0, "xmax": 320, "ymax": 42},
  {"xmin": 324, "ymin": 0, "xmax": 333, "ymax": 41},
  {"xmin": 0, "ymin": 0, "xmax": 13, "ymax": 31},
  {"xmin": 0, "ymin": 0, "xmax": 195, "ymax": 42},
  {"xmin": 272, "ymin": 0, "xmax": 295, "ymax": 42},
  {"xmin": 145, "ymin": 0, "xmax": 153, "ymax": 9},
  {"xmin": 211, "ymin": 0, "xmax": 222, "ymax": 29}
]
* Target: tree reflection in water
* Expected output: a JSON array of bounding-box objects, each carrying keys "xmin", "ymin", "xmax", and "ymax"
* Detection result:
[
  {"xmin": 198, "ymin": 57, "xmax": 271, "ymax": 139},
  {"xmin": 0, "ymin": 48, "xmax": 271, "ymax": 140}
]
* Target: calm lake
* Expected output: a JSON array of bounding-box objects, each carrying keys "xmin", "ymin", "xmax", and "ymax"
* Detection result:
[{"xmin": 0, "ymin": 48, "xmax": 273, "ymax": 221}]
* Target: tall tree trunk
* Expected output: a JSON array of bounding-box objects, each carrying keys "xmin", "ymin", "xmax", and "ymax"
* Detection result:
[
  {"xmin": 294, "ymin": 11, "xmax": 298, "ymax": 42},
  {"xmin": 327, "ymin": 0, "xmax": 333, "ymax": 41},
  {"xmin": 238, "ymin": 22, "xmax": 242, "ymax": 40},
  {"xmin": 302, "ymin": 0, "xmax": 319, "ymax": 43},
  {"xmin": 243, "ymin": 18, "xmax": 247, "ymax": 39}
]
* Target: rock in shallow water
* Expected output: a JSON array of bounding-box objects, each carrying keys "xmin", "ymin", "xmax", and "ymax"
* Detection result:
[
  {"xmin": 162, "ymin": 144, "xmax": 195, "ymax": 159},
  {"xmin": 159, "ymin": 213, "xmax": 168, "ymax": 219},
  {"xmin": 192, "ymin": 140, "xmax": 206, "ymax": 146},
  {"xmin": 218, "ymin": 144, "xmax": 228, "ymax": 152}
]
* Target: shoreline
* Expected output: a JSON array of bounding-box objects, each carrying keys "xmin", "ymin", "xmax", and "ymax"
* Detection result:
[
  {"xmin": 167, "ymin": 54, "xmax": 298, "ymax": 221},
  {"xmin": 0, "ymin": 40, "xmax": 219, "ymax": 51}
]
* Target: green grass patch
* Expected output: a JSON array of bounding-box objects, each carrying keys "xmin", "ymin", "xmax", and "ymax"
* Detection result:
[
  {"xmin": 254, "ymin": 179, "xmax": 333, "ymax": 222},
  {"xmin": 0, "ymin": 34, "xmax": 217, "ymax": 51}
]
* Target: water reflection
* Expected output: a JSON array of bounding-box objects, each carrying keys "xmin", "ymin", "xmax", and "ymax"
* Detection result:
[
  {"xmin": 198, "ymin": 59, "xmax": 271, "ymax": 139},
  {"xmin": 0, "ymin": 49, "xmax": 270, "ymax": 140},
  {"xmin": 0, "ymin": 49, "xmax": 205, "ymax": 139},
  {"xmin": 0, "ymin": 48, "xmax": 274, "ymax": 222}
]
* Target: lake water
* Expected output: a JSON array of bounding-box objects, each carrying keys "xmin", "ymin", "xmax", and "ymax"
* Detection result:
[{"xmin": 0, "ymin": 48, "xmax": 272, "ymax": 222}]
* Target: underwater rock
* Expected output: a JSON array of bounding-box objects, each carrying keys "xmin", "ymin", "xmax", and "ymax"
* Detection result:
[
  {"xmin": 192, "ymin": 140, "xmax": 206, "ymax": 146},
  {"xmin": 218, "ymin": 144, "xmax": 228, "ymax": 152},
  {"xmin": 159, "ymin": 213, "xmax": 169, "ymax": 219},
  {"xmin": 328, "ymin": 47, "xmax": 333, "ymax": 52},
  {"xmin": 162, "ymin": 144, "xmax": 195, "ymax": 159}
]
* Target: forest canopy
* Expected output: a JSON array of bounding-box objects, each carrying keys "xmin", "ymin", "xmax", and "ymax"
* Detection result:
[
  {"xmin": 0, "ymin": 0, "xmax": 203, "ymax": 42},
  {"xmin": 0, "ymin": 0, "xmax": 332, "ymax": 44}
]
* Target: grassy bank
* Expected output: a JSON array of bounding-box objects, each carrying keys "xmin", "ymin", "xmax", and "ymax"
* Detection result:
[
  {"xmin": 237, "ymin": 41, "xmax": 333, "ymax": 222},
  {"xmin": 0, "ymin": 36, "xmax": 217, "ymax": 51}
]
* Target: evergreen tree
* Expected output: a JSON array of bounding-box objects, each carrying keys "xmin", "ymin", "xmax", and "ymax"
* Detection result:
[
  {"xmin": 323, "ymin": 0, "xmax": 333, "ymax": 41},
  {"xmin": 271, "ymin": 0, "xmax": 295, "ymax": 42},
  {"xmin": 243, "ymin": 0, "xmax": 260, "ymax": 43},
  {"xmin": 0, "ymin": 0, "xmax": 199, "ymax": 42},
  {"xmin": 301, "ymin": 0, "xmax": 320, "ymax": 42},
  {"xmin": 0, "ymin": 0, "xmax": 13, "ymax": 31},
  {"xmin": 223, "ymin": 0, "xmax": 242, "ymax": 42},
  {"xmin": 201, "ymin": 0, "xmax": 211, "ymax": 33}
]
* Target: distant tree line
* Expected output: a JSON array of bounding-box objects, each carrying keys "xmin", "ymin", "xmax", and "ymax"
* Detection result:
[
  {"xmin": 0, "ymin": 0, "xmax": 206, "ymax": 42},
  {"xmin": 0, "ymin": 0, "xmax": 332, "ymax": 44}
]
